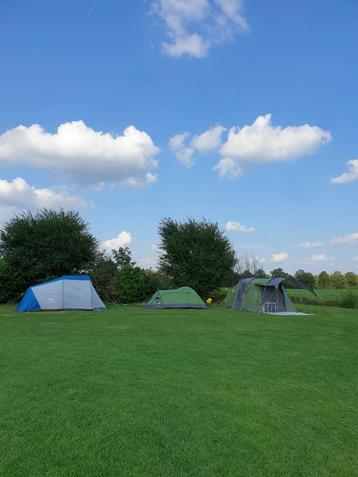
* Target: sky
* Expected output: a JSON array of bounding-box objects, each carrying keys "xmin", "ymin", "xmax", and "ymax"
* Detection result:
[{"xmin": 0, "ymin": 0, "xmax": 357, "ymax": 273}]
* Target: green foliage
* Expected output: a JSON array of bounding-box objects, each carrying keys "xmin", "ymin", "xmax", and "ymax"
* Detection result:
[
  {"xmin": 295, "ymin": 269, "xmax": 315, "ymax": 288},
  {"xmin": 0, "ymin": 209, "xmax": 97, "ymax": 301},
  {"xmin": 345, "ymin": 272, "xmax": 358, "ymax": 288},
  {"xmin": 89, "ymin": 252, "xmax": 117, "ymax": 302},
  {"xmin": 270, "ymin": 268, "xmax": 291, "ymax": 278},
  {"xmin": 254, "ymin": 268, "xmax": 268, "ymax": 278},
  {"xmin": 208, "ymin": 287, "xmax": 229, "ymax": 303},
  {"xmin": 116, "ymin": 266, "xmax": 154, "ymax": 303},
  {"xmin": 146, "ymin": 270, "xmax": 174, "ymax": 291},
  {"xmin": 158, "ymin": 217, "xmax": 237, "ymax": 296},
  {"xmin": 114, "ymin": 247, "xmax": 155, "ymax": 303},
  {"xmin": 318, "ymin": 271, "xmax": 330, "ymax": 288},
  {"xmin": 113, "ymin": 246, "xmax": 134, "ymax": 269},
  {"xmin": 330, "ymin": 271, "xmax": 347, "ymax": 289}
]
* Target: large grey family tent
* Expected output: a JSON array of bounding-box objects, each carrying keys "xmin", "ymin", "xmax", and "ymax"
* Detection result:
[
  {"xmin": 17, "ymin": 275, "xmax": 106, "ymax": 312},
  {"xmin": 145, "ymin": 287, "xmax": 206, "ymax": 309},
  {"xmin": 222, "ymin": 277, "xmax": 316, "ymax": 315}
]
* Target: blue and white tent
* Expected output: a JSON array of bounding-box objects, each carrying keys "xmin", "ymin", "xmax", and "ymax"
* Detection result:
[{"xmin": 17, "ymin": 275, "xmax": 106, "ymax": 312}]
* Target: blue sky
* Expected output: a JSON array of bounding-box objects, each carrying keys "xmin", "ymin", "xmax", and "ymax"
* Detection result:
[{"xmin": 0, "ymin": 0, "xmax": 357, "ymax": 273}]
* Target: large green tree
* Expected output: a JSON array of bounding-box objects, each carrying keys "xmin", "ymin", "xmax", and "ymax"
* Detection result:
[
  {"xmin": 0, "ymin": 209, "xmax": 97, "ymax": 301},
  {"xmin": 158, "ymin": 218, "xmax": 237, "ymax": 296}
]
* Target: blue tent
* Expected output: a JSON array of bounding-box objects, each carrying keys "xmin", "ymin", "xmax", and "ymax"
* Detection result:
[{"xmin": 17, "ymin": 275, "xmax": 105, "ymax": 312}]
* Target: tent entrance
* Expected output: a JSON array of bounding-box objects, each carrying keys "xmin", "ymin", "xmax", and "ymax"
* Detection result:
[{"xmin": 259, "ymin": 285, "xmax": 286, "ymax": 312}]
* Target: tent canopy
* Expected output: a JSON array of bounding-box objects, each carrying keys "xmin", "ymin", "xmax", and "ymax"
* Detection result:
[
  {"xmin": 17, "ymin": 275, "xmax": 105, "ymax": 312},
  {"xmin": 222, "ymin": 277, "xmax": 315, "ymax": 314},
  {"xmin": 145, "ymin": 287, "xmax": 206, "ymax": 309}
]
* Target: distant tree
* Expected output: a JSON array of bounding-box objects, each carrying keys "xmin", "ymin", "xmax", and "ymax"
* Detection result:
[
  {"xmin": 0, "ymin": 209, "xmax": 97, "ymax": 301},
  {"xmin": 345, "ymin": 272, "xmax": 358, "ymax": 288},
  {"xmin": 270, "ymin": 268, "xmax": 290, "ymax": 278},
  {"xmin": 158, "ymin": 218, "xmax": 237, "ymax": 296},
  {"xmin": 295, "ymin": 269, "xmax": 315, "ymax": 288},
  {"xmin": 318, "ymin": 271, "xmax": 330, "ymax": 288},
  {"xmin": 254, "ymin": 268, "xmax": 268, "ymax": 278},
  {"xmin": 90, "ymin": 251, "xmax": 117, "ymax": 302},
  {"xmin": 330, "ymin": 271, "xmax": 346, "ymax": 289}
]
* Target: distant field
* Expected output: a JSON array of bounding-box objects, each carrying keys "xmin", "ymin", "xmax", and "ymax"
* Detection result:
[
  {"xmin": 288, "ymin": 288, "xmax": 358, "ymax": 307},
  {"xmin": 0, "ymin": 304, "xmax": 357, "ymax": 476}
]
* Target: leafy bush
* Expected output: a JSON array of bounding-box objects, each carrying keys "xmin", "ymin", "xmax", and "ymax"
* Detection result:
[
  {"xmin": 208, "ymin": 288, "xmax": 229, "ymax": 303},
  {"xmin": 116, "ymin": 266, "xmax": 155, "ymax": 303}
]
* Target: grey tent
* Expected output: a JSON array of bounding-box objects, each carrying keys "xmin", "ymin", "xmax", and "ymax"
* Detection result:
[{"xmin": 17, "ymin": 275, "xmax": 105, "ymax": 312}]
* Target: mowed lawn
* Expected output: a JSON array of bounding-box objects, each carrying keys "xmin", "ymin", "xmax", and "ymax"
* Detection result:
[{"xmin": 0, "ymin": 305, "xmax": 357, "ymax": 476}]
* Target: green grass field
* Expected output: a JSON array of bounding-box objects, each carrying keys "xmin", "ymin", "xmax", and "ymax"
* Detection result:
[
  {"xmin": 288, "ymin": 288, "xmax": 358, "ymax": 300},
  {"xmin": 0, "ymin": 304, "xmax": 357, "ymax": 476},
  {"xmin": 288, "ymin": 288, "xmax": 358, "ymax": 308}
]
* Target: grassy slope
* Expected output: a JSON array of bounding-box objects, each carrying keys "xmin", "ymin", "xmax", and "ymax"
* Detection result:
[{"xmin": 0, "ymin": 304, "xmax": 357, "ymax": 477}]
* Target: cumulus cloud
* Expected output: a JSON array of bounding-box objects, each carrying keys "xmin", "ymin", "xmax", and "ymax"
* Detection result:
[
  {"xmin": 101, "ymin": 231, "xmax": 132, "ymax": 252},
  {"xmin": 0, "ymin": 121, "xmax": 159, "ymax": 187},
  {"xmin": 170, "ymin": 125, "xmax": 225, "ymax": 167},
  {"xmin": 330, "ymin": 232, "xmax": 358, "ymax": 245},
  {"xmin": 270, "ymin": 252, "xmax": 288, "ymax": 263},
  {"xmin": 294, "ymin": 241, "xmax": 324, "ymax": 249},
  {"xmin": 214, "ymin": 157, "xmax": 242, "ymax": 178},
  {"xmin": 331, "ymin": 159, "xmax": 358, "ymax": 184},
  {"xmin": 0, "ymin": 177, "xmax": 87, "ymax": 223},
  {"xmin": 171, "ymin": 114, "xmax": 331, "ymax": 177},
  {"xmin": 152, "ymin": 0, "xmax": 248, "ymax": 58},
  {"xmin": 225, "ymin": 220, "xmax": 255, "ymax": 233},
  {"xmin": 216, "ymin": 114, "xmax": 331, "ymax": 178},
  {"xmin": 191, "ymin": 125, "xmax": 226, "ymax": 152},
  {"xmin": 354, "ymin": 257, "xmax": 358, "ymax": 262},
  {"xmin": 169, "ymin": 132, "xmax": 195, "ymax": 167}
]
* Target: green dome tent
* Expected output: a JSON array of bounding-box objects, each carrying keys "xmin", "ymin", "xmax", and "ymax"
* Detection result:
[
  {"xmin": 222, "ymin": 277, "xmax": 316, "ymax": 315},
  {"xmin": 145, "ymin": 287, "xmax": 206, "ymax": 309}
]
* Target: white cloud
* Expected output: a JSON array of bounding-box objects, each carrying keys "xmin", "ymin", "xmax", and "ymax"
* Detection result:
[
  {"xmin": 214, "ymin": 157, "xmax": 242, "ymax": 178},
  {"xmin": 216, "ymin": 114, "xmax": 331, "ymax": 178},
  {"xmin": 169, "ymin": 132, "xmax": 195, "ymax": 167},
  {"xmin": 353, "ymin": 257, "xmax": 358, "ymax": 262},
  {"xmin": 0, "ymin": 177, "xmax": 87, "ymax": 223},
  {"xmin": 191, "ymin": 125, "xmax": 226, "ymax": 152},
  {"xmin": 294, "ymin": 241, "xmax": 324, "ymax": 249},
  {"xmin": 152, "ymin": 0, "xmax": 248, "ymax": 58},
  {"xmin": 330, "ymin": 232, "xmax": 358, "ymax": 245},
  {"xmin": 225, "ymin": 220, "xmax": 255, "ymax": 233},
  {"xmin": 0, "ymin": 121, "xmax": 159, "ymax": 187},
  {"xmin": 170, "ymin": 125, "xmax": 225, "ymax": 167},
  {"xmin": 270, "ymin": 252, "xmax": 288, "ymax": 263},
  {"xmin": 331, "ymin": 159, "xmax": 358, "ymax": 184},
  {"xmin": 101, "ymin": 231, "xmax": 132, "ymax": 252},
  {"xmin": 307, "ymin": 254, "xmax": 334, "ymax": 263}
]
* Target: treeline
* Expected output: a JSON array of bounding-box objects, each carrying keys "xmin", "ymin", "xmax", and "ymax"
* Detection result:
[
  {"xmin": 0, "ymin": 211, "xmax": 237, "ymax": 303},
  {"xmin": 0, "ymin": 209, "xmax": 355, "ymax": 305},
  {"xmin": 235, "ymin": 264, "xmax": 358, "ymax": 289}
]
